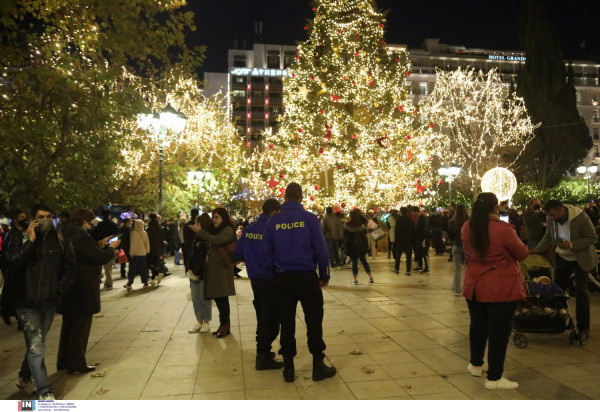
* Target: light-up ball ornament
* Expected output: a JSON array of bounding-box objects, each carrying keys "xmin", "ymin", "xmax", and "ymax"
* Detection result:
[
  {"xmin": 353, "ymin": 108, "xmax": 371, "ymax": 125},
  {"xmin": 480, "ymin": 167, "xmax": 518, "ymax": 201}
]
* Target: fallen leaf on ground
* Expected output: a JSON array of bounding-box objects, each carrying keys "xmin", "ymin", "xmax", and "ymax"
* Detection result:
[
  {"xmin": 337, "ymin": 330, "xmax": 344, "ymax": 334},
  {"xmin": 440, "ymin": 374, "xmax": 449, "ymax": 379},
  {"xmin": 350, "ymin": 350, "xmax": 362, "ymax": 355},
  {"xmin": 95, "ymin": 387, "xmax": 110, "ymax": 395},
  {"xmin": 361, "ymin": 367, "xmax": 374, "ymax": 374},
  {"xmin": 382, "ymin": 335, "xmax": 390, "ymax": 339},
  {"xmin": 409, "ymin": 371, "xmax": 417, "ymax": 375},
  {"xmin": 140, "ymin": 329, "xmax": 161, "ymax": 333},
  {"xmin": 402, "ymin": 384, "xmax": 411, "ymax": 389},
  {"xmin": 91, "ymin": 371, "xmax": 107, "ymax": 378}
]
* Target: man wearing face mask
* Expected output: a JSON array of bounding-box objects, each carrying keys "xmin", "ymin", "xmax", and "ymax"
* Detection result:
[
  {"xmin": 531, "ymin": 199, "xmax": 598, "ymax": 340},
  {"xmin": 0, "ymin": 209, "xmax": 28, "ymax": 326},
  {"xmin": 3, "ymin": 204, "xmax": 77, "ymax": 400}
]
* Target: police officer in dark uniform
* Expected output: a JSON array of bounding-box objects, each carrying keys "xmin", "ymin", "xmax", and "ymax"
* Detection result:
[
  {"xmin": 234, "ymin": 198, "xmax": 283, "ymax": 371},
  {"xmin": 262, "ymin": 183, "xmax": 336, "ymax": 383}
]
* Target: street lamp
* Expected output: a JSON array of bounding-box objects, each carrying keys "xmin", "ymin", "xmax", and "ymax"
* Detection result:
[
  {"xmin": 137, "ymin": 104, "xmax": 187, "ymax": 215},
  {"xmin": 438, "ymin": 165, "xmax": 461, "ymax": 204},
  {"xmin": 577, "ymin": 164, "xmax": 598, "ymax": 203},
  {"xmin": 187, "ymin": 170, "xmax": 213, "ymax": 208}
]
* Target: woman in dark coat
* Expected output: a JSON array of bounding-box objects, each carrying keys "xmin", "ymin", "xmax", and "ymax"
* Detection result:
[
  {"xmin": 57, "ymin": 208, "xmax": 120, "ymax": 374},
  {"xmin": 343, "ymin": 209, "xmax": 373, "ymax": 285},
  {"xmin": 192, "ymin": 207, "xmax": 236, "ymax": 338}
]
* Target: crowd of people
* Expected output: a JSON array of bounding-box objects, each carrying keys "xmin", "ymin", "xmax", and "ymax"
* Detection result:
[{"xmin": 0, "ymin": 188, "xmax": 599, "ymax": 399}]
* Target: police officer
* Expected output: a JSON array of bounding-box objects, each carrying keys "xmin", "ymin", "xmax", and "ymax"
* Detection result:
[
  {"xmin": 234, "ymin": 198, "xmax": 283, "ymax": 371},
  {"xmin": 262, "ymin": 183, "xmax": 336, "ymax": 383}
]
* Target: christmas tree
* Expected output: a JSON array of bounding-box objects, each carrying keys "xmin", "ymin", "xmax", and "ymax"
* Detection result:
[{"xmin": 245, "ymin": 0, "xmax": 433, "ymax": 210}]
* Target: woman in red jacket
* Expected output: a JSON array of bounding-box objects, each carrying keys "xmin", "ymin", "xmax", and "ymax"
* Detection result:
[{"xmin": 461, "ymin": 192, "xmax": 529, "ymax": 390}]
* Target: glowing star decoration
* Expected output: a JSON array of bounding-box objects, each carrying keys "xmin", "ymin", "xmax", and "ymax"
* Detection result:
[
  {"xmin": 266, "ymin": 177, "xmax": 280, "ymax": 189},
  {"xmin": 421, "ymin": 67, "xmax": 537, "ymax": 199},
  {"xmin": 480, "ymin": 167, "xmax": 518, "ymax": 201}
]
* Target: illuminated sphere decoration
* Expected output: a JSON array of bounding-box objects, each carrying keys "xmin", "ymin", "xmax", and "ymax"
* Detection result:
[{"xmin": 480, "ymin": 167, "xmax": 517, "ymax": 201}]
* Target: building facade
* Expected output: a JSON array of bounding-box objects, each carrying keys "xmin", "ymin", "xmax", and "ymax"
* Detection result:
[{"xmin": 204, "ymin": 39, "xmax": 600, "ymax": 161}]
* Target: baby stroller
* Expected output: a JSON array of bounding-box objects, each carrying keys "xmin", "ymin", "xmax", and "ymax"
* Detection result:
[{"xmin": 512, "ymin": 254, "xmax": 587, "ymax": 348}]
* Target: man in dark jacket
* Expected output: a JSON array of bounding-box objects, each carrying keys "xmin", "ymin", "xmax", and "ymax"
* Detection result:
[
  {"xmin": 91, "ymin": 209, "xmax": 118, "ymax": 290},
  {"xmin": 321, "ymin": 207, "xmax": 344, "ymax": 269},
  {"xmin": 393, "ymin": 207, "xmax": 415, "ymax": 276},
  {"xmin": 413, "ymin": 207, "xmax": 430, "ymax": 273},
  {"xmin": 0, "ymin": 209, "xmax": 27, "ymax": 326},
  {"xmin": 428, "ymin": 210, "xmax": 444, "ymax": 255},
  {"xmin": 147, "ymin": 213, "xmax": 166, "ymax": 284},
  {"xmin": 3, "ymin": 204, "xmax": 76, "ymax": 400},
  {"xmin": 118, "ymin": 218, "xmax": 132, "ymax": 278}
]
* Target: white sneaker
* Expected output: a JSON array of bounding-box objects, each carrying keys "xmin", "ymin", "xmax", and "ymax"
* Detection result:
[
  {"xmin": 200, "ymin": 323, "xmax": 211, "ymax": 333},
  {"xmin": 352, "ymin": 280, "xmax": 358, "ymax": 285},
  {"xmin": 17, "ymin": 376, "xmax": 36, "ymax": 395},
  {"xmin": 39, "ymin": 392, "xmax": 55, "ymax": 400},
  {"xmin": 149, "ymin": 280, "xmax": 157, "ymax": 286},
  {"xmin": 157, "ymin": 273, "xmax": 164, "ymax": 284},
  {"xmin": 188, "ymin": 323, "xmax": 202, "ymax": 333},
  {"xmin": 467, "ymin": 363, "xmax": 482, "ymax": 377},
  {"xmin": 484, "ymin": 376, "xmax": 519, "ymax": 390}
]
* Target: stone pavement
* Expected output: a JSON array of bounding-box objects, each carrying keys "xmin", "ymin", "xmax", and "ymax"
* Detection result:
[{"xmin": 1, "ymin": 254, "xmax": 599, "ymax": 400}]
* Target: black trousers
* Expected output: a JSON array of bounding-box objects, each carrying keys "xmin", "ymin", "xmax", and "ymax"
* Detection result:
[
  {"xmin": 214, "ymin": 296, "xmax": 230, "ymax": 325},
  {"xmin": 394, "ymin": 243, "xmax": 412, "ymax": 272},
  {"xmin": 275, "ymin": 271, "xmax": 325, "ymax": 358},
  {"xmin": 57, "ymin": 313, "xmax": 93, "ymax": 370},
  {"xmin": 326, "ymin": 239, "xmax": 341, "ymax": 267},
  {"xmin": 466, "ymin": 298, "xmax": 517, "ymax": 381},
  {"xmin": 414, "ymin": 239, "xmax": 429, "ymax": 268},
  {"xmin": 555, "ymin": 255, "xmax": 590, "ymax": 331},
  {"xmin": 251, "ymin": 278, "xmax": 280, "ymax": 353}
]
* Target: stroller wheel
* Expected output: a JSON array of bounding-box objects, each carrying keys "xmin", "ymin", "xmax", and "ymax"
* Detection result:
[
  {"xmin": 513, "ymin": 333, "xmax": 528, "ymax": 348},
  {"xmin": 579, "ymin": 333, "xmax": 587, "ymax": 347},
  {"xmin": 569, "ymin": 330, "xmax": 577, "ymax": 344}
]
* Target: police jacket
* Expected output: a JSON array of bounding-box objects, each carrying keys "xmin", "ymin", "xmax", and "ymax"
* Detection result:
[
  {"xmin": 262, "ymin": 201, "xmax": 330, "ymax": 282},
  {"xmin": 3, "ymin": 228, "xmax": 76, "ymax": 308},
  {"xmin": 234, "ymin": 213, "xmax": 272, "ymax": 280}
]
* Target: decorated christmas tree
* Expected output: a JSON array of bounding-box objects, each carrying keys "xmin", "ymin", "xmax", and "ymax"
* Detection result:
[{"xmin": 244, "ymin": 0, "xmax": 433, "ymax": 211}]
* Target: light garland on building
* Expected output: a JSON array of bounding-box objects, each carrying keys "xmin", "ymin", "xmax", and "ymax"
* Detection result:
[
  {"xmin": 421, "ymin": 67, "xmax": 538, "ymax": 198},
  {"xmin": 243, "ymin": 0, "xmax": 434, "ymax": 211}
]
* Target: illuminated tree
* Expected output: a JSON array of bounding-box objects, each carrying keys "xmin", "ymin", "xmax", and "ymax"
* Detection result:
[
  {"xmin": 0, "ymin": 0, "xmax": 203, "ymax": 210},
  {"xmin": 113, "ymin": 77, "xmax": 245, "ymax": 217},
  {"xmin": 422, "ymin": 67, "xmax": 538, "ymax": 200},
  {"xmin": 244, "ymin": 0, "xmax": 433, "ymax": 211}
]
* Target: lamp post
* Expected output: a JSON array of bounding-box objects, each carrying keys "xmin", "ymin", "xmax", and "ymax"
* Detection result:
[
  {"xmin": 187, "ymin": 170, "xmax": 213, "ymax": 208},
  {"xmin": 577, "ymin": 165, "xmax": 598, "ymax": 203},
  {"xmin": 438, "ymin": 166, "xmax": 461, "ymax": 204},
  {"xmin": 137, "ymin": 104, "xmax": 187, "ymax": 215}
]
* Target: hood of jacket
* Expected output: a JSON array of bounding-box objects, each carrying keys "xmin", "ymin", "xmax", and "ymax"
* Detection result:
[
  {"xmin": 564, "ymin": 204, "xmax": 583, "ymax": 222},
  {"xmin": 133, "ymin": 219, "xmax": 145, "ymax": 232}
]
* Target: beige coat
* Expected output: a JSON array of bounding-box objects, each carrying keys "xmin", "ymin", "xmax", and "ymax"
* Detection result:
[
  {"xmin": 196, "ymin": 226, "xmax": 236, "ymax": 299},
  {"xmin": 130, "ymin": 219, "xmax": 150, "ymax": 257}
]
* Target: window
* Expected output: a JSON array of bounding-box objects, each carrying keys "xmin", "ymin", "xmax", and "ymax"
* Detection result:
[
  {"xmin": 251, "ymin": 90, "xmax": 264, "ymax": 98},
  {"xmin": 594, "ymin": 128, "xmax": 599, "ymax": 140},
  {"xmin": 251, "ymin": 76, "xmax": 265, "ymax": 85},
  {"xmin": 232, "ymin": 90, "xmax": 245, "ymax": 98},
  {"xmin": 594, "ymin": 110, "xmax": 599, "ymax": 123},
  {"xmin": 233, "ymin": 55, "xmax": 247, "ymax": 68},
  {"xmin": 267, "ymin": 53, "xmax": 280, "ymax": 69},
  {"xmin": 419, "ymin": 83, "xmax": 428, "ymax": 95},
  {"xmin": 595, "ymin": 144, "xmax": 600, "ymax": 157},
  {"xmin": 283, "ymin": 52, "xmax": 295, "ymax": 68},
  {"xmin": 232, "ymin": 76, "xmax": 245, "ymax": 84}
]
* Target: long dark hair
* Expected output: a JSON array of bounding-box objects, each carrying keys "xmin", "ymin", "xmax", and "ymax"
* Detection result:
[
  {"xmin": 449, "ymin": 204, "xmax": 469, "ymax": 232},
  {"xmin": 469, "ymin": 192, "xmax": 498, "ymax": 258},
  {"xmin": 212, "ymin": 207, "xmax": 235, "ymax": 233},
  {"xmin": 348, "ymin": 209, "xmax": 367, "ymax": 227}
]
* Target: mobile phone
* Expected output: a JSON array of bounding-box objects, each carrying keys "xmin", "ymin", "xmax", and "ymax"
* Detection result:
[
  {"xmin": 499, "ymin": 215, "xmax": 509, "ymax": 223},
  {"xmin": 109, "ymin": 236, "xmax": 119, "ymax": 243}
]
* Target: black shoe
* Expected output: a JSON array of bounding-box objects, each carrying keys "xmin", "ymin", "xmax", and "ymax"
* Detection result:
[
  {"xmin": 421, "ymin": 268, "xmax": 430, "ymax": 274},
  {"xmin": 415, "ymin": 266, "xmax": 423, "ymax": 271},
  {"xmin": 67, "ymin": 365, "xmax": 96, "ymax": 374},
  {"xmin": 283, "ymin": 357, "xmax": 295, "ymax": 382},
  {"xmin": 256, "ymin": 353, "xmax": 284, "ymax": 370},
  {"xmin": 1, "ymin": 313, "xmax": 12, "ymax": 326},
  {"xmin": 312, "ymin": 354, "xmax": 336, "ymax": 381},
  {"xmin": 392, "ymin": 269, "xmax": 399, "ymax": 274}
]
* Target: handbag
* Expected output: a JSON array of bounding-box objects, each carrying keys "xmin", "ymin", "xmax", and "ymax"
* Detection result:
[
  {"xmin": 116, "ymin": 248, "xmax": 128, "ymax": 264},
  {"xmin": 370, "ymin": 227, "xmax": 386, "ymax": 241}
]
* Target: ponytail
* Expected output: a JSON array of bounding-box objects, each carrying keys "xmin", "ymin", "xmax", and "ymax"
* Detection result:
[{"xmin": 469, "ymin": 192, "xmax": 498, "ymax": 258}]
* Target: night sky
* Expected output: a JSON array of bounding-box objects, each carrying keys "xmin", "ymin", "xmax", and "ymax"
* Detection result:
[{"xmin": 187, "ymin": 0, "xmax": 600, "ymax": 74}]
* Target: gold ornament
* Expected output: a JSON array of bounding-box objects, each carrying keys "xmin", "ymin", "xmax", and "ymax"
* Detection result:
[{"xmin": 353, "ymin": 108, "xmax": 371, "ymax": 125}]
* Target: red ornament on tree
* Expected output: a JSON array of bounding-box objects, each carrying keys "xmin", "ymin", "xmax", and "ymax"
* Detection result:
[
  {"xmin": 407, "ymin": 149, "xmax": 413, "ymax": 161},
  {"xmin": 398, "ymin": 105, "xmax": 404, "ymax": 111},
  {"xmin": 311, "ymin": 76, "xmax": 316, "ymax": 81},
  {"xmin": 292, "ymin": 73, "xmax": 296, "ymax": 78},
  {"xmin": 381, "ymin": 40, "xmax": 386, "ymax": 45},
  {"xmin": 269, "ymin": 144, "xmax": 274, "ymax": 149},
  {"xmin": 338, "ymin": 29, "xmax": 342, "ymax": 33},
  {"xmin": 352, "ymin": 134, "xmax": 357, "ymax": 139},
  {"xmin": 314, "ymin": 184, "xmax": 320, "ymax": 190},
  {"xmin": 438, "ymin": 179, "xmax": 444, "ymax": 185},
  {"xmin": 324, "ymin": 130, "xmax": 332, "ymax": 141},
  {"xmin": 279, "ymin": 173, "xmax": 285, "ymax": 179},
  {"xmin": 298, "ymin": 127, "xmax": 304, "ymax": 133},
  {"xmin": 278, "ymin": 188, "xmax": 286, "ymax": 197},
  {"xmin": 352, "ymin": 80, "xmax": 357, "ymax": 85},
  {"xmin": 343, "ymin": 75, "xmax": 348, "ymax": 80},
  {"xmin": 429, "ymin": 122, "xmax": 435, "ymax": 128},
  {"xmin": 331, "ymin": 95, "xmax": 339, "ymax": 102},
  {"xmin": 354, "ymin": 33, "xmax": 360, "ymax": 39},
  {"xmin": 406, "ymin": 135, "xmax": 411, "ymax": 140},
  {"xmin": 413, "ymin": 110, "xmax": 418, "ymax": 115},
  {"xmin": 318, "ymin": 148, "xmax": 324, "ymax": 154},
  {"xmin": 266, "ymin": 177, "xmax": 280, "ymax": 189},
  {"xmin": 304, "ymin": 25, "xmax": 308, "ymax": 30},
  {"xmin": 337, "ymin": 164, "xmax": 342, "ymax": 170},
  {"xmin": 246, "ymin": 141, "xmax": 251, "ymax": 148},
  {"xmin": 319, "ymin": 109, "xmax": 325, "ymax": 114},
  {"xmin": 379, "ymin": 23, "xmax": 384, "ymax": 28},
  {"xmin": 406, "ymin": 71, "xmax": 411, "ymax": 77},
  {"xmin": 309, "ymin": 195, "xmax": 315, "ymax": 201},
  {"xmin": 341, "ymin": 202, "xmax": 347, "ymax": 208}
]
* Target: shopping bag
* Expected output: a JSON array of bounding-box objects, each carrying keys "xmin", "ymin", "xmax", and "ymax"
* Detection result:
[{"xmin": 116, "ymin": 249, "xmax": 128, "ymax": 264}]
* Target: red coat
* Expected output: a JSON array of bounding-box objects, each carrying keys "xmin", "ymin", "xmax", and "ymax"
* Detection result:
[{"xmin": 461, "ymin": 216, "xmax": 529, "ymax": 302}]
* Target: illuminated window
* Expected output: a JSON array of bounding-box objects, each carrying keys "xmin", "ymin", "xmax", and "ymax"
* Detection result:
[
  {"xmin": 232, "ymin": 76, "xmax": 245, "ymax": 84},
  {"xmin": 232, "ymin": 90, "xmax": 245, "ymax": 98},
  {"xmin": 419, "ymin": 83, "xmax": 428, "ymax": 95}
]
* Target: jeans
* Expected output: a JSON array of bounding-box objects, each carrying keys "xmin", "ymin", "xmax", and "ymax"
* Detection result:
[
  {"xmin": 350, "ymin": 255, "xmax": 371, "ymax": 276},
  {"xmin": 174, "ymin": 249, "xmax": 181, "ymax": 266},
  {"xmin": 128, "ymin": 255, "xmax": 149, "ymax": 284},
  {"xmin": 466, "ymin": 298, "xmax": 518, "ymax": 381},
  {"xmin": 555, "ymin": 255, "xmax": 590, "ymax": 331},
  {"xmin": 214, "ymin": 297, "xmax": 230, "ymax": 325},
  {"xmin": 275, "ymin": 271, "xmax": 325, "ymax": 358},
  {"xmin": 394, "ymin": 243, "xmax": 412, "ymax": 272},
  {"xmin": 326, "ymin": 239, "xmax": 341, "ymax": 267},
  {"xmin": 251, "ymin": 278, "xmax": 280, "ymax": 353},
  {"xmin": 16, "ymin": 305, "xmax": 55, "ymax": 396},
  {"xmin": 190, "ymin": 280, "xmax": 212, "ymax": 323},
  {"xmin": 452, "ymin": 245, "xmax": 465, "ymax": 294}
]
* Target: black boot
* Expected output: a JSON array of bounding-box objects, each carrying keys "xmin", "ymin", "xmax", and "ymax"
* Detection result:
[
  {"xmin": 256, "ymin": 352, "xmax": 284, "ymax": 370},
  {"xmin": 312, "ymin": 353, "xmax": 336, "ymax": 381},
  {"xmin": 283, "ymin": 357, "xmax": 294, "ymax": 382}
]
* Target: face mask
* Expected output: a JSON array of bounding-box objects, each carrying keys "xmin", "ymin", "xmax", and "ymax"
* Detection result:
[
  {"xmin": 17, "ymin": 219, "xmax": 28, "ymax": 228},
  {"xmin": 37, "ymin": 219, "xmax": 55, "ymax": 234}
]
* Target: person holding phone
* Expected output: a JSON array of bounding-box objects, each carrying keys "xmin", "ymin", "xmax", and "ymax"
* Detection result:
[
  {"xmin": 91, "ymin": 209, "xmax": 118, "ymax": 290},
  {"xmin": 57, "ymin": 208, "xmax": 120, "ymax": 376}
]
